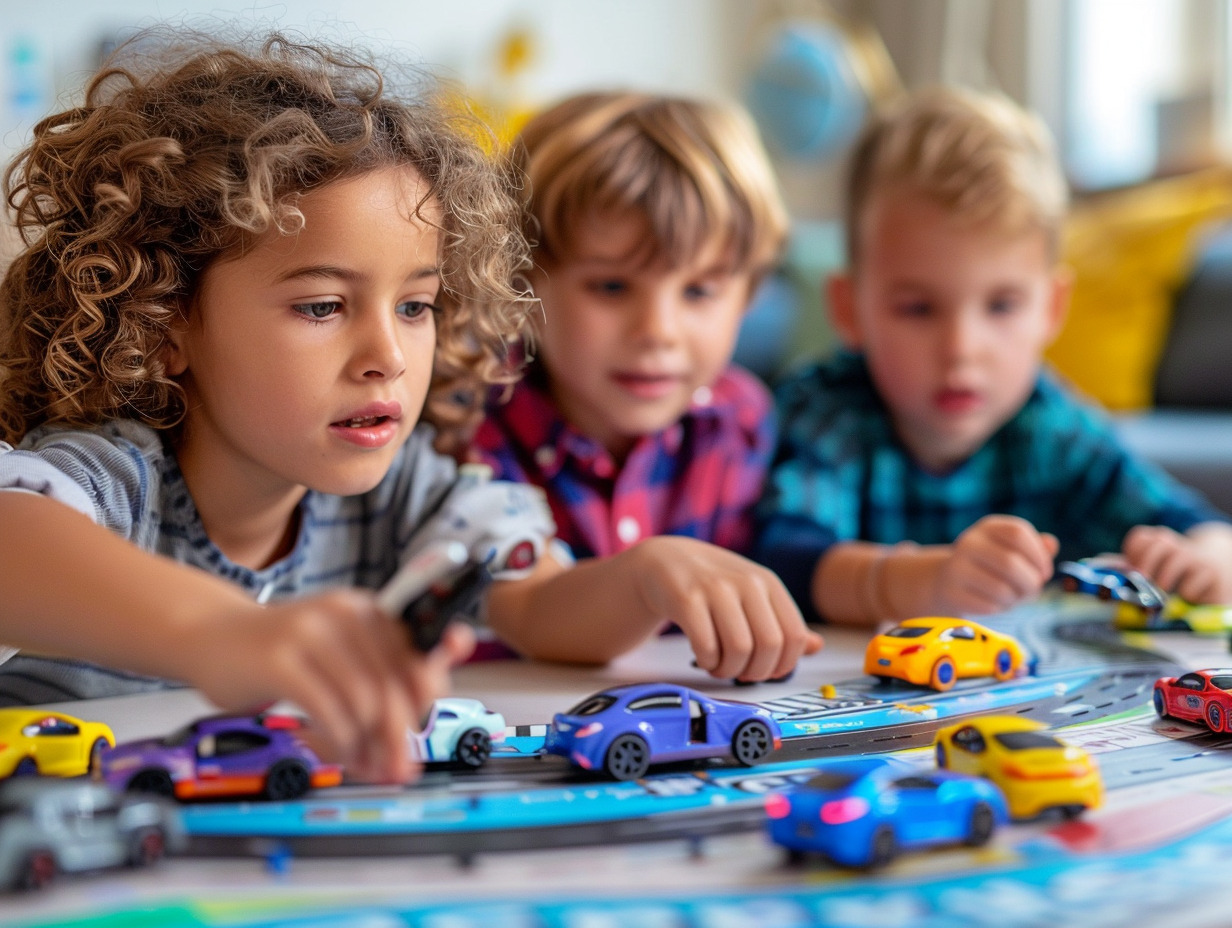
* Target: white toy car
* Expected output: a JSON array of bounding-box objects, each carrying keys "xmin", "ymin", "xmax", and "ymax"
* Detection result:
[{"xmin": 409, "ymin": 698, "xmax": 507, "ymax": 768}]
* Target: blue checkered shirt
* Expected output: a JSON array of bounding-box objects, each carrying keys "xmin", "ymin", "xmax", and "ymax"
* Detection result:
[{"xmin": 755, "ymin": 352, "xmax": 1227, "ymax": 618}]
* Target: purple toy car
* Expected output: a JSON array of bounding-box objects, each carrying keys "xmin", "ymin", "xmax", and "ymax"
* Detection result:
[
  {"xmin": 544, "ymin": 683, "xmax": 782, "ymax": 780},
  {"xmin": 98, "ymin": 714, "xmax": 342, "ymax": 802}
]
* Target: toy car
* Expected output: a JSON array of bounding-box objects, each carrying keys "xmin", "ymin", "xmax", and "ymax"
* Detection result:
[
  {"xmin": 933, "ymin": 715, "xmax": 1102, "ymax": 819},
  {"xmin": 410, "ymin": 698, "xmax": 506, "ymax": 767},
  {"xmin": 99, "ymin": 714, "xmax": 343, "ymax": 801},
  {"xmin": 544, "ymin": 683, "xmax": 781, "ymax": 780},
  {"xmin": 1115, "ymin": 596, "xmax": 1232, "ymax": 634},
  {"xmin": 863, "ymin": 617, "xmax": 1027, "ymax": 691},
  {"xmin": 0, "ymin": 709, "xmax": 114, "ymax": 778},
  {"xmin": 0, "ymin": 778, "xmax": 183, "ymax": 891},
  {"xmin": 763, "ymin": 756, "xmax": 1007, "ymax": 868},
  {"xmin": 1056, "ymin": 555, "xmax": 1166, "ymax": 615},
  {"xmin": 1153, "ymin": 668, "xmax": 1232, "ymax": 732}
]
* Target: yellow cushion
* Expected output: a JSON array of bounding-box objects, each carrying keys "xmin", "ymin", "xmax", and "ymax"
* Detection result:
[{"xmin": 1049, "ymin": 169, "xmax": 1232, "ymax": 410}]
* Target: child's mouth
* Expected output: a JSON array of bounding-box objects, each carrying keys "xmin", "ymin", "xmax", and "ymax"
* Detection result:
[
  {"xmin": 935, "ymin": 389, "xmax": 982, "ymax": 414},
  {"xmin": 339, "ymin": 416, "xmax": 388, "ymax": 428}
]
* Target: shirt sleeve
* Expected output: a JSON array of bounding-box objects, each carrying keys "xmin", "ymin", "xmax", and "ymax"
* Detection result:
[
  {"xmin": 0, "ymin": 422, "xmax": 160, "ymax": 540},
  {"xmin": 705, "ymin": 366, "xmax": 777, "ymax": 555}
]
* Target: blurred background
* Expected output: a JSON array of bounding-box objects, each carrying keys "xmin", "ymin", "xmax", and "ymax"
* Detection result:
[{"xmin": 3, "ymin": 0, "xmax": 1232, "ymax": 505}]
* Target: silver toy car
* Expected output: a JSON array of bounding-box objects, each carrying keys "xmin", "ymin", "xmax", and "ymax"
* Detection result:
[{"xmin": 0, "ymin": 778, "xmax": 184, "ymax": 891}]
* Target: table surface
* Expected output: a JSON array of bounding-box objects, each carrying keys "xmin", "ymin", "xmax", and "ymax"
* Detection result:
[{"xmin": 5, "ymin": 620, "xmax": 1231, "ymax": 928}]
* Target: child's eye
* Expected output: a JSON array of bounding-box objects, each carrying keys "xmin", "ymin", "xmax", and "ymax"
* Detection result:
[
  {"xmin": 293, "ymin": 301, "xmax": 341, "ymax": 321},
  {"xmin": 988, "ymin": 295, "xmax": 1019, "ymax": 315},
  {"xmin": 396, "ymin": 300, "xmax": 439, "ymax": 320},
  {"xmin": 895, "ymin": 300, "xmax": 931, "ymax": 318},
  {"xmin": 684, "ymin": 283, "xmax": 717, "ymax": 301},
  {"xmin": 589, "ymin": 279, "xmax": 628, "ymax": 296}
]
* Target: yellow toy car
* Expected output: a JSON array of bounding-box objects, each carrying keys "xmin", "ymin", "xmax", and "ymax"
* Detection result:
[
  {"xmin": 0, "ymin": 709, "xmax": 115, "ymax": 778},
  {"xmin": 863, "ymin": 616, "xmax": 1027, "ymax": 691},
  {"xmin": 1116, "ymin": 597, "xmax": 1232, "ymax": 634},
  {"xmin": 933, "ymin": 715, "xmax": 1102, "ymax": 820}
]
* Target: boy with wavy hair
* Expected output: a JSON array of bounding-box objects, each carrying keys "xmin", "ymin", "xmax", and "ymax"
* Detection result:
[{"xmin": 757, "ymin": 86, "xmax": 1232, "ymax": 626}]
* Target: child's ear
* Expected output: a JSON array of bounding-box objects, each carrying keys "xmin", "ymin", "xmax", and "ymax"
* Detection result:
[
  {"xmin": 826, "ymin": 272, "xmax": 863, "ymax": 349},
  {"xmin": 1043, "ymin": 265, "xmax": 1073, "ymax": 344},
  {"xmin": 162, "ymin": 315, "xmax": 190, "ymax": 377}
]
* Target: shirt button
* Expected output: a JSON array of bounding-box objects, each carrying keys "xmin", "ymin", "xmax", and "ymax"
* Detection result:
[
  {"xmin": 692, "ymin": 385, "xmax": 713, "ymax": 407},
  {"xmin": 616, "ymin": 516, "xmax": 642, "ymax": 545},
  {"xmin": 534, "ymin": 446, "xmax": 556, "ymax": 468}
]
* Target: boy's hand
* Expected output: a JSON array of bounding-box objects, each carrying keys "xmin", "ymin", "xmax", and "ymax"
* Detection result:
[
  {"xmin": 934, "ymin": 515, "xmax": 1059, "ymax": 614},
  {"xmin": 627, "ymin": 536, "xmax": 824, "ymax": 682},
  {"xmin": 1122, "ymin": 525, "xmax": 1228, "ymax": 603},
  {"xmin": 190, "ymin": 592, "xmax": 474, "ymax": 785}
]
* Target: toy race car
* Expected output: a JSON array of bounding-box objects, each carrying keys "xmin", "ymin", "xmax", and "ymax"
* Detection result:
[
  {"xmin": 933, "ymin": 715, "xmax": 1102, "ymax": 819},
  {"xmin": 410, "ymin": 698, "xmax": 506, "ymax": 768},
  {"xmin": 544, "ymin": 683, "xmax": 781, "ymax": 780},
  {"xmin": 1154, "ymin": 668, "xmax": 1232, "ymax": 733},
  {"xmin": 1115, "ymin": 596, "xmax": 1232, "ymax": 634},
  {"xmin": 863, "ymin": 617, "xmax": 1027, "ymax": 691},
  {"xmin": 1056, "ymin": 555, "xmax": 1166, "ymax": 616},
  {"xmin": 0, "ymin": 778, "xmax": 183, "ymax": 891},
  {"xmin": 100, "ymin": 714, "xmax": 342, "ymax": 802},
  {"xmin": 0, "ymin": 709, "xmax": 114, "ymax": 778},
  {"xmin": 764, "ymin": 756, "xmax": 1007, "ymax": 868}
]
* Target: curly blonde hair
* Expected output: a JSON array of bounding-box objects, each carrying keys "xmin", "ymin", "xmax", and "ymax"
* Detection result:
[
  {"xmin": 845, "ymin": 85, "xmax": 1068, "ymax": 266},
  {"xmin": 0, "ymin": 29, "xmax": 533, "ymax": 447},
  {"xmin": 510, "ymin": 91, "xmax": 788, "ymax": 281}
]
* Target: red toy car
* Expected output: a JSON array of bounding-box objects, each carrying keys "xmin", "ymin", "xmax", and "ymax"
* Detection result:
[{"xmin": 1153, "ymin": 669, "xmax": 1232, "ymax": 733}]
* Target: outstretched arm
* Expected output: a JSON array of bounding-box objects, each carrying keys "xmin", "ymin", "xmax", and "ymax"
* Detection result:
[
  {"xmin": 485, "ymin": 535, "xmax": 824, "ymax": 682},
  {"xmin": 814, "ymin": 515, "xmax": 1060, "ymax": 625},
  {"xmin": 0, "ymin": 492, "xmax": 467, "ymax": 784}
]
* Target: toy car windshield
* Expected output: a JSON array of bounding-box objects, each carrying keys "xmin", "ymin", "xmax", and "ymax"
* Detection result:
[
  {"xmin": 885, "ymin": 626, "xmax": 930, "ymax": 638},
  {"xmin": 803, "ymin": 771, "xmax": 861, "ymax": 790},
  {"xmin": 994, "ymin": 731, "xmax": 1064, "ymax": 751},
  {"xmin": 565, "ymin": 695, "xmax": 618, "ymax": 716},
  {"xmin": 1209, "ymin": 674, "xmax": 1232, "ymax": 691}
]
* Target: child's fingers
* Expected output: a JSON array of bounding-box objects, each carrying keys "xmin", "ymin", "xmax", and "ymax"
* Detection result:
[
  {"xmin": 1177, "ymin": 562, "xmax": 1221, "ymax": 604},
  {"xmin": 675, "ymin": 591, "xmax": 722, "ymax": 674},
  {"xmin": 732, "ymin": 584, "xmax": 785, "ymax": 683},
  {"xmin": 708, "ymin": 583, "xmax": 755, "ymax": 680}
]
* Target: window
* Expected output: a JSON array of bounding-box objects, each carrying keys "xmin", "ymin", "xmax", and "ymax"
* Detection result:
[{"xmin": 628, "ymin": 693, "xmax": 684, "ymax": 712}]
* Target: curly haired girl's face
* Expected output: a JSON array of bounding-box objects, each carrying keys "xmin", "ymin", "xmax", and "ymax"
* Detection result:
[{"xmin": 166, "ymin": 167, "xmax": 441, "ymax": 500}]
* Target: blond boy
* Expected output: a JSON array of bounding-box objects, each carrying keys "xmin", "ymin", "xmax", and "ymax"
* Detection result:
[{"xmin": 756, "ymin": 86, "xmax": 1232, "ymax": 626}]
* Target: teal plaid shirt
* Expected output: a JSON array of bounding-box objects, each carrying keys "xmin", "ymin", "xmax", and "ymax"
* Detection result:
[{"xmin": 755, "ymin": 352, "xmax": 1227, "ymax": 619}]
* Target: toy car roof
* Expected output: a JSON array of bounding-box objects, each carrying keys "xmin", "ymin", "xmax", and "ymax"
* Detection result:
[
  {"xmin": 940, "ymin": 715, "xmax": 1045, "ymax": 735},
  {"xmin": 895, "ymin": 616, "xmax": 980, "ymax": 629}
]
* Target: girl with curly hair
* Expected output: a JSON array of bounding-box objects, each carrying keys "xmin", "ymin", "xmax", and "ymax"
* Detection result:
[{"xmin": 0, "ymin": 29, "xmax": 547, "ymax": 783}]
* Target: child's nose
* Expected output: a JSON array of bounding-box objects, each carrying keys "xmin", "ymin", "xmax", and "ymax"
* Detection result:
[
  {"xmin": 631, "ymin": 295, "xmax": 681, "ymax": 343},
  {"xmin": 941, "ymin": 312, "xmax": 983, "ymax": 361},
  {"xmin": 354, "ymin": 311, "xmax": 407, "ymax": 379}
]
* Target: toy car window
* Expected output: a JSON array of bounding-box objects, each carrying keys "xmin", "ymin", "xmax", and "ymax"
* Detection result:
[
  {"xmin": 995, "ymin": 731, "xmax": 1063, "ymax": 751},
  {"xmin": 437, "ymin": 710, "xmax": 458, "ymax": 719},
  {"xmin": 885, "ymin": 627, "xmax": 930, "ymax": 638},
  {"xmin": 628, "ymin": 693, "xmax": 683, "ymax": 711},
  {"xmin": 803, "ymin": 772, "xmax": 859, "ymax": 790},
  {"xmin": 23, "ymin": 717, "xmax": 79, "ymax": 737},
  {"xmin": 892, "ymin": 776, "xmax": 939, "ymax": 791},
  {"xmin": 213, "ymin": 731, "xmax": 272, "ymax": 756},
  {"xmin": 1177, "ymin": 674, "xmax": 1205, "ymax": 690},
  {"xmin": 1209, "ymin": 675, "xmax": 1232, "ymax": 691},
  {"xmin": 952, "ymin": 728, "xmax": 986, "ymax": 752},
  {"xmin": 950, "ymin": 626, "xmax": 976, "ymax": 640},
  {"xmin": 160, "ymin": 724, "xmax": 197, "ymax": 747},
  {"xmin": 566, "ymin": 695, "xmax": 617, "ymax": 716}
]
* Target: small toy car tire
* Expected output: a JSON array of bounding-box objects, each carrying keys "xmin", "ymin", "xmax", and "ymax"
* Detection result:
[
  {"xmin": 867, "ymin": 824, "xmax": 897, "ymax": 869},
  {"xmin": 20, "ymin": 849, "xmax": 55, "ymax": 891},
  {"xmin": 264, "ymin": 759, "xmax": 311, "ymax": 801},
  {"xmin": 1153, "ymin": 688, "xmax": 1169, "ymax": 719},
  {"xmin": 935, "ymin": 743, "xmax": 948, "ymax": 767},
  {"xmin": 1062, "ymin": 576, "xmax": 1079, "ymax": 593},
  {"xmin": 965, "ymin": 801, "xmax": 996, "ymax": 846},
  {"xmin": 1208, "ymin": 703, "xmax": 1226, "ymax": 733},
  {"xmin": 604, "ymin": 733, "xmax": 651, "ymax": 781},
  {"xmin": 455, "ymin": 728, "xmax": 493, "ymax": 768},
  {"xmin": 1059, "ymin": 804, "xmax": 1086, "ymax": 820},
  {"xmin": 731, "ymin": 720, "xmax": 774, "ymax": 766},
  {"xmin": 127, "ymin": 769, "xmax": 175, "ymax": 798},
  {"xmin": 874, "ymin": 675, "xmax": 893, "ymax": 686},
  {"xmin": 88, "ymin": 738, "xmax": 110, "ymax": 774},
  {"xmin": 128, "ymin": 827, "xmax": 166, "ymax": 868},
  {"xmin": 13, "ymin": 757, "xmax": 38, "ymax": 777},
  {"xmin": 993, "ymin": 649, "xmax": 1016, "ymax": 681},
  {"xmin": 1096, "ymin": 585, "xmax": 1113, "ymax": 601},
  {"xmin": 929, "ymin": 657, "xmax": 957, "ymax": 691}
]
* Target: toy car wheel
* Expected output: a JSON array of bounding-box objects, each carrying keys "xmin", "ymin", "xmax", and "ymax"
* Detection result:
[
  {"xmin": 965, "ymin": 801, "xmax": 996, "ymax": 846},
  {"xmin": 603, "ymin": 733, "xmax": 650, "ymax": 781},
  {"xmin": 1059, "ymin": 804, "xmax": 1086, "ymax": 820},
  {"xmin": 88, "ymin": 737, "xmax": 110, "ymax": 774},
  {"xmin": 731, "ymin": 720, "xmax": 774, "ymax": 766},
  {"xmin": 127, "ymin": 769, "xmax": 175, "ymax": 798},
  {"xmin": 1207, "ymin": 703, "xmax": 1226, "ymax": 733},
  {"xmin": 265, "ymin": 759, "xmax": 311, "ymax": 800},
  {"xmin": 128, "ymin": 827, "xmax": 167, "ymax": 867},
  {"xmin": 13, "ymin": 757, "xmax": 38, "ymax": 777},
  {"xmin": 874, "ymin": 675, "xmax": 894, "ymax": 686},
  {"xmin": 935, "ymin": 743, "xmax": 948, "ymax": 767},
  {"xmin": 1096, "ymin": 585, "xmax": 1113, "ymax": 601},
  {"xmin": 993, "ymin": 649, "xmax": 1016, "ymax": 681},
  {"xmin": 1061, "ymin": 576, "xmax": 1079, "ymax": 593},
  {"xmin": 455, "ymin": 728, "xmax": 493, "ymax": 768},
  {"xmin": 19, "ymin": 849, "xmax": 55, "ymax": 891},
  {"xmin": 929, "ymin": 657, "xmax": 957, "ymax": 691},
  {"xmin": 1153, "ymin": 688, "xmax": 1169, "ymax": 719},
  {"xmin": 866, "ymin": 824, "xmax": 897, "ymax": 869}
]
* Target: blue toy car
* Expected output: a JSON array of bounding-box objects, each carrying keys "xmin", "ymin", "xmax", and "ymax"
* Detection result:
[
  {"xmin": 764, "ymin": 756, "xmax": 1008, "ymax": 868},
  {"xmin": 544, "ymin": 683, "xmax": 781, "ymax": 780},
  {"xmin": 1056, "ymin": 555, "xmax": 1166, "ymax": 615}
]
